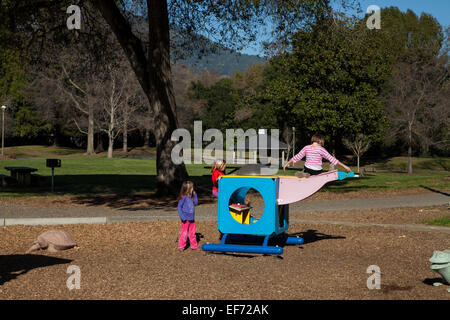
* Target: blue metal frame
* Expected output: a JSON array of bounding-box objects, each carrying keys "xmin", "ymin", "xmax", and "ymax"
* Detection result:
[
  {"xmin": 202, "ymin": 233, "xmax": 284, "ymax": 255},
  {"xmin": 201, "ymin": 233, "xmax": 305, "ymax": 255},
  {"xmin": 217, "ymin": 177, "xmax": 288, "ymax": 236}
]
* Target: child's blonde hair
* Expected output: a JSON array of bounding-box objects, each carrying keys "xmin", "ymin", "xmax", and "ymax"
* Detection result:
[
  {"xmin": 211, "ymin": 159, "xmax": 226, "ymax": 173},
  {"xmin": 179, "ymin": 181, "xmax": 195, "ymax": 200}
]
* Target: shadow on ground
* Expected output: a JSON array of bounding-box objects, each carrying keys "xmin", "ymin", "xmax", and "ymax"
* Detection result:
[
  {"xmin": 289, "ymin": 229, "xmax": 346, "ymax": 244},
  {"xmin": 0, "ymin": 254, "xmax": 72, "ymax": 286},
  {"xmin": 423, "ymin": 277, "xmax": 449, "ymax": 286},
  {"xmin": 4, "ymin": 174, "xmax": 217, "ymax": 209},
  {"xmin": 420, "ymin": 185, "xmax": 450, "ymax": 197},
  {"xmin": 199, "ymin": 230, "xmax": 345, "ymax": 259},
  {"xmin": 68, "ymin": 189, "xmax": 217, "ymax": 210}
]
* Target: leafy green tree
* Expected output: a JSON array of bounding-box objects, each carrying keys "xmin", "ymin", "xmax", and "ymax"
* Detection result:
[
  {"xmin": 263, "ymin": 17, "xmax": 391, "ymax": 153},
  {"xmin": 12, "ymin": 106, "xmax": 51, "ymax": 139},
  {"xmin": 0, "ymin": 49, "xmax": 28, "ymax": 105},
  {"xmin": 231, "ymin": 64, "xmax": 273, "ymax": 130},
  {"xmin": 377, "ymin": 7, "xmax": 444, "ymax": 62},
  {"xmin": 190, "ymin": 78, "xmax": 239, "ymax": 131},
  {"xmin": 190, "ymin": 63, "xmax": 273, "ymax": 133},
  {"xmin": 379, "ymin": 7, "xmax": 448, "ymax": 164}
]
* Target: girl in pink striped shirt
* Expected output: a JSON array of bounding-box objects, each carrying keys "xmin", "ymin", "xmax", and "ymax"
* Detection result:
[{"xmin": 283, "ymin": 134, "xmax": 351, "ymax": 176}]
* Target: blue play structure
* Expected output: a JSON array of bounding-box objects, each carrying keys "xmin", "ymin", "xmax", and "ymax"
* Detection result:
[{"xmin": 202, "ymin": 169, "xmax": 355, "ymax": 255}]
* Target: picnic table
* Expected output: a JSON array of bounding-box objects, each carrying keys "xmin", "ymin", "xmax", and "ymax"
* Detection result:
[{"xmin": 4, "ymin": 166, "xmax": 38, "ymax": 186}]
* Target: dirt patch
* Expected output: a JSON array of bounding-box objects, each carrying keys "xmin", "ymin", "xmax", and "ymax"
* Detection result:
[{"xmin": 0, "ymin": 217, "xmax": 449, "ymax": 300}]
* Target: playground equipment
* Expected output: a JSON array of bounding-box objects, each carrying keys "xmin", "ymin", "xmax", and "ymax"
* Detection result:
[
  {"xmin": 202, "ymin": 167, "xmax": 355, "ymax": 255},
  {"xmin": 429, "ymin": 250, "xmax": 450, "ymax": 291}
]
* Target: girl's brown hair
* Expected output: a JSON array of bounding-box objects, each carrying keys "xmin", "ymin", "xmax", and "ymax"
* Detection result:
[
  {"xmin": 311, "ymin": 134, "xmax": 325, "ymax": 146},
  {"xmin": 179, "ymin": 181, "xmax": 195, "ymax": 200}
]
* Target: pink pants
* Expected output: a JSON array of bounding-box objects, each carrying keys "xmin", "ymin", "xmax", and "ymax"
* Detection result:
[
  {"xmin": 178, "ymin": 220, "xmax": 198, "ymax": 250},
  {"xmin": 212, "ymin": 189, "xmax": 219, "ymax": 198}
]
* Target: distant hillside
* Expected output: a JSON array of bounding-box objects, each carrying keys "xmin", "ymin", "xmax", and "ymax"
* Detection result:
[
  {"xmin": 130, "ymin": 16, "xmax": 266, "ymax": 76},
  {"xmin": 173, "ymin": 42, "xmax": 267, "ymax": 76}
]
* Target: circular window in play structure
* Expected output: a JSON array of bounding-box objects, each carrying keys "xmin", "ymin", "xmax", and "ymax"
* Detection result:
[{"xmin": 228, "ymin": 187, "xmax": 265, "ymax": 225}]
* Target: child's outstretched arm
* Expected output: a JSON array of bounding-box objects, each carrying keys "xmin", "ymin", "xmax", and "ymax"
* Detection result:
[
  {"xmin": 337, "ymin": 161, "xmax": 352, "ymax": 172},
  {"xmin": 283, "ymin": 147, "xmax": 306, "ymax": 171},
  {"xmin": 283, "ymin": 158, "xmax": 294, "ymax": 171},
  {"xmin": 319, "ymin": 148, "xmax": 351, "ymax": 172}
]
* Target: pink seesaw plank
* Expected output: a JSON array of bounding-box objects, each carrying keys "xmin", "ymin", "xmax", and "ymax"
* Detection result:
[{"xmin": 277, "ymin": 170, "xmax": 339, "ymax": 205}]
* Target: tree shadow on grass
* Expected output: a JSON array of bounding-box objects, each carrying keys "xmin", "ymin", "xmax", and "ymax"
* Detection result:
[
  {"xmin": 69, "ymin": 190, "xmax": 217, "ymax": 211},
  {"xmin": 0, "ymin": 254, "xmax": 72, "ymax": 286},
  {"xmin": 420, "ymin": 185, "xmax": 450, "ymax": 197},
  {"xmin": 14, "ymin": 174, "xmax": 217, "ymax": 210}
]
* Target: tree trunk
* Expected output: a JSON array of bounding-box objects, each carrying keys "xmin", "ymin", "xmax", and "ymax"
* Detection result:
[
  {"xmin": 95, "ymin": 132, "xmax": 104, "ymax": 152},
  {"xmin": 357, "ymin": 155, "xmax": 360, "ymax": 173},
  {"xmin": 91, "ymin": 0, "xmax": 188, "ymax": 195},
  {"xmin": 408, "ymin": 126, "xmax": 413, "ymax": 174},
  {"xmin": 86, "ymin": 107, "xmax": 95, "ymax": 155},
  {"xmin": 146, "ymin": 0, "xmax": 188, "ymax": 195},
  {"xmin": 408, "ymin": 145, "xmax": 413, "ymax": 174},
  {"xmin": 123, "ymin": 119, "xmax": 128, "ymax": 155},
  {"xmin": 107, "ymin": 132, "xmax": 114, "ymax": 158},
  {"xmin": 52, "ymin": 124, "xmax": 61, "ymax": 147},
  {"xmin": 143, "ymin": 129, "xmax": 150, "ymax": 148},
  {"xmin": 107, "ymin": 103, "xmax": 115, "ymax": 159}
]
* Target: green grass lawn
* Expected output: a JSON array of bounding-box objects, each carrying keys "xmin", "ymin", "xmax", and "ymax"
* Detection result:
[
  {"xmin": 0, "ymin": 157, "xmax": 208, "ymax": 197},
  {"xmin": 371, "ymin": 156, "xmax": 450, "ymax": 172},
  {"xmin": 421, "ymin": 216, "xmax": 450, "ymax": 227},
  {"xmin": 0, "ymin": 146, "xmax": 449, "ymax": 198}
]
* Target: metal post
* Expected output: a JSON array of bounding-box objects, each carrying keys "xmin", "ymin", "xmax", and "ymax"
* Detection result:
[
  {"xmin": 1, "ymin": 106, "xmax": 5, "ymax": 156},
  {"xmin": 292, "ymin": 127, "xmax": 295, "ymax": 158},
  {"xmin": 51, "ymin": 167, "xmax": 55, "ymax": 193}
]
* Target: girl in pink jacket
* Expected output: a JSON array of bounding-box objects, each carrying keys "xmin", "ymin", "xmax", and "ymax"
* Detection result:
[{"xmin": 177, "ymin": 181, "xmax": 199, "ymax": 251}]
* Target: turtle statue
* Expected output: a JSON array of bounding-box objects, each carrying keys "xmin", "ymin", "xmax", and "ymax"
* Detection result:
[
  {"xmin": 429, "ymin": 250, "xmax": 450, "ymax": 292},
  {"xmin": 26, "ymin": 229, "xmax": 77, "ymax": 253}
]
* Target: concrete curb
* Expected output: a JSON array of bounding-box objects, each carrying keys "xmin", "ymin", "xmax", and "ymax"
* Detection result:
[
  {"xmin": 0, "ymin": 215, "xmax": 212, "ymax": 226},
  {"xmin": 2, "ymin": 217, "xmax": 107, "ymax": 226},
  {"xmin": 106, "ymin": 215, "xmax": 214, "ymax": 223}
]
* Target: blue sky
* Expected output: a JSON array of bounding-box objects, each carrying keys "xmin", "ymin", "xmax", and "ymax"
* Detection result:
[
  {"xmin": 357, "ymin": 0, "xmax": 450, "ymax": 27},
  {"xmin": 240, "ymin": 0, "xmax": 450, "ymax": 56}
]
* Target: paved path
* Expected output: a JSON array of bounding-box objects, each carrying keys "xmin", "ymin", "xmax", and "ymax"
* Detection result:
[{"xmin": 0, "ymin": 193, "xmax": 448, "ymax": 227}]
